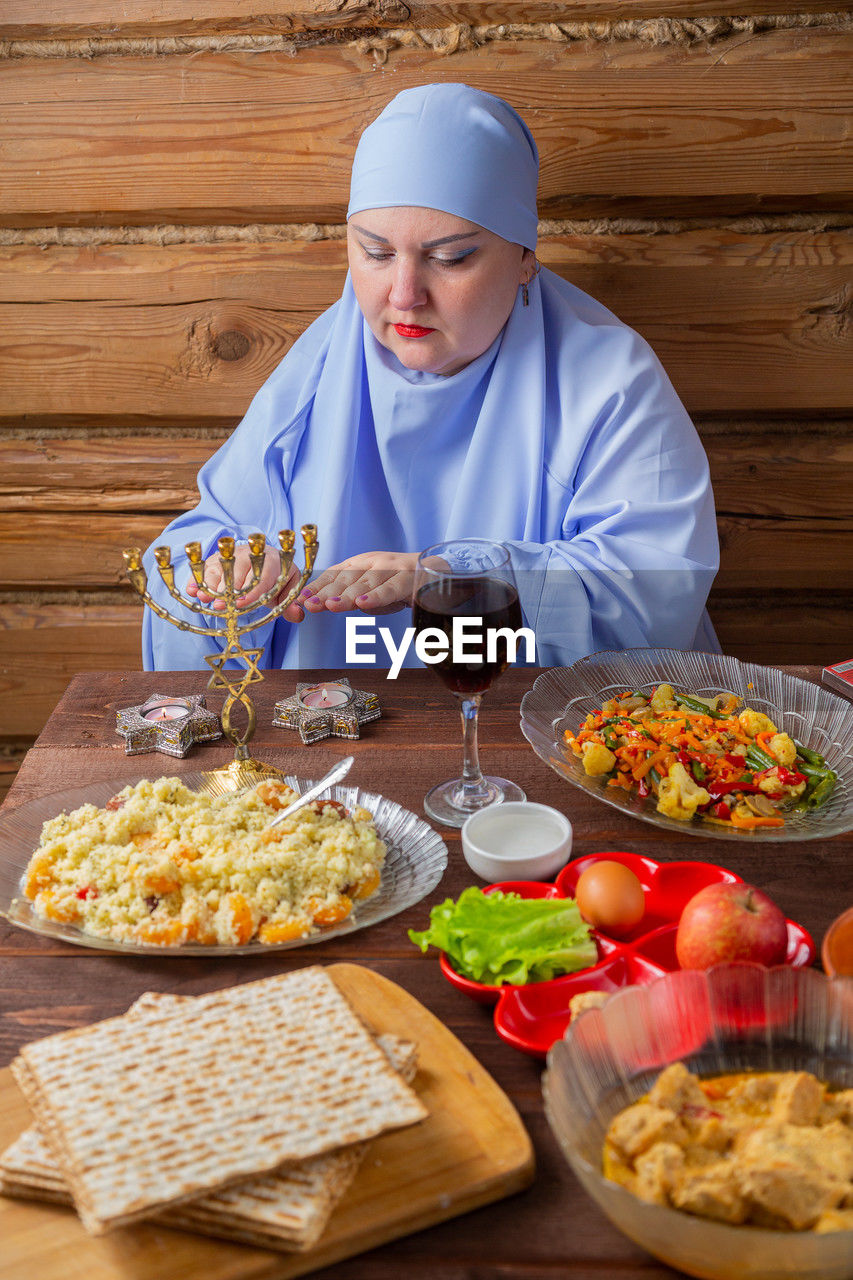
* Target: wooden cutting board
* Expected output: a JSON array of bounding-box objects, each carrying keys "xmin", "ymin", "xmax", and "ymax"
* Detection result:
[{"xmin": 0, "ymin": 963, "xmax": 535, "ymax": 1280}]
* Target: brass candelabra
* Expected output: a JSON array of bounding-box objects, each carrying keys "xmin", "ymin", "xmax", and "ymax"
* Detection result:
[{"xmin": 123, "ymin": 525, "xmax": 318, "ymax": 782}]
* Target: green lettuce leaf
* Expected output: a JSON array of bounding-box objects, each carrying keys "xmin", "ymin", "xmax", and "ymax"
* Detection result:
[{"xmin": 408, "ymin": 886, "xmax": 597, "ymax": 985}]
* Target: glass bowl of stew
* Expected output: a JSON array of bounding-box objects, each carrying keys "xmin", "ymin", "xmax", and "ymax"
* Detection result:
[{"xmin": 543, "ymin": 964, "xmax": 853, "ymax": 1280}]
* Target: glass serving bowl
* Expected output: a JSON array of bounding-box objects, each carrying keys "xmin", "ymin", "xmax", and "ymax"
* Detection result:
[
  {"xmin": 543, "ymin": 964, "xmax": 853, "ymax": 1280},
  {"xmin": 520, "ymin": 648, "xmax": 853, "ymax": 841}
]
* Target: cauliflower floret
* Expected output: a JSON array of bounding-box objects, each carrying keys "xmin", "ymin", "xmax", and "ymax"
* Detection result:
[
  {"xmin": 656, "ymin": 761, "xmax": 711, "ymax": 821},
  {"xmin": 767, "ymin": 732, "xmax": 797, "ymax": 767},
  {"xmin": 582, "ymin": 741, "xmax": 617, "ymax": 776},
  {"xmin": 738, "ymin": 708, "xmax": 778, "ymax": 737},
  {"xmin": 650, "ymin": 683, "xmax": 677, "ymax": 715}
]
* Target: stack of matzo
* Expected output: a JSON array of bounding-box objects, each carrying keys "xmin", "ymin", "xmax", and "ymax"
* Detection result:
[{"xmin": 1, "ymin": 967, "xmax": 426, "ymax": 1250}]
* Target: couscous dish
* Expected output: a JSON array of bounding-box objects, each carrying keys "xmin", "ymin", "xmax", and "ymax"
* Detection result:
[{"xmin": 21, "ymin": 776, "xmax": 386, "ymax": 946}]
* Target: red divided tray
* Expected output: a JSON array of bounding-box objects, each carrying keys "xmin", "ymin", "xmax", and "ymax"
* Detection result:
[{"xmin": 438, "ymin": 852, "xmax": 815, "ymax": 1057}]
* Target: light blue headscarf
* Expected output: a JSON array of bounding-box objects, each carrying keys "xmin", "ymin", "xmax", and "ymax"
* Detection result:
[
  {"xmin": 348, "ymin": 83, "xmax": 539, "ymax": 250},
  {"xmin": 143, "ymin": 84, "xmax": 719, "ymax": 671}
]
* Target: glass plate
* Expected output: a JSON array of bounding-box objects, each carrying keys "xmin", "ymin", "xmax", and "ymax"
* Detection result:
[
  {"xmin": 519, "ymin": 648, "xmax": 853, "ymax": 842},
  {"xmin": 0, "ymin": 771, "xmax": 448, "ymax": 954}
]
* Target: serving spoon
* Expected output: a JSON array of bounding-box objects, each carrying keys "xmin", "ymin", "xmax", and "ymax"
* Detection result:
[{"xmin": 265, "ymin": 755, "xmax": 355, "ymax": 830}]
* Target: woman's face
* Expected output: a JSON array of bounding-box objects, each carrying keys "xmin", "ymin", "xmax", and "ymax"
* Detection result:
[{"xmin": 347, "ymin": 207, "xmax": 535, "ymax": 377}]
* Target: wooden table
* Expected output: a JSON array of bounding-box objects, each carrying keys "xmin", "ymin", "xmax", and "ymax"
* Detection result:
[{"xmin": 1, "ymin": 667, "xmax": 849, "ymax": 1280}]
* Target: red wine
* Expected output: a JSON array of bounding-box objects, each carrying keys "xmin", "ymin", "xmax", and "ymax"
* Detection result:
[{"xmin": 412, "ymin": 576, "xmax": 523, "ymax": 695}]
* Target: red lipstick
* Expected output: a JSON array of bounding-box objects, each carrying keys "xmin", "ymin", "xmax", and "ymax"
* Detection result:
[{"xmin": 394, "ymin": 324, "xmax": 435, "ymax": 338}]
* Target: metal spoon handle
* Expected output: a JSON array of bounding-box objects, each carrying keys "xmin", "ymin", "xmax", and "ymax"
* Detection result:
[{"xmin": 266, "ymin": 755, "xmax": 355, "ymax": 829}]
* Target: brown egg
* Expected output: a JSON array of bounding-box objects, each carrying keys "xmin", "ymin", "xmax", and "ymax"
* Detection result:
[{"xmin": 574, "ymin": 860, "xmax": 645, "ymax": 935}]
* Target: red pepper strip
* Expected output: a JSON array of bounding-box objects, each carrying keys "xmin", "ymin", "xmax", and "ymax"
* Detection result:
[
  {"xmin": 678, "ymin": 748, "xmax": 715, "ymax": 767},
  {"xmin": 712, "ymin": 800, "xmax": 732, "ymax": 820},
  {"xmin": 637, "ymin": 775, "xmax": 651, "ymax": 799},
  {"xmin": 752, "ymin": 766, "xmax": 807, "ymax": 789},
  {"xmin": 705, "ymin": 780, "xmax": 763, "ymax": 799},
  {"xmin": 774, "ymin": 766, "xmax": 807, "ymax": 787}
]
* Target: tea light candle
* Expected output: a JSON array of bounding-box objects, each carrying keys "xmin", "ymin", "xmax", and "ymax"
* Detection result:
[
  {"xmin": 273, "ymin": 677, "xmax": 380, "ymax": 744},
  {"xmin": 299, "ymin": 684, "xmax": 351, "ymax": 710},
  {"xmin": 142, "ymin": 701, "xmax": 190, "ymax": 722}
]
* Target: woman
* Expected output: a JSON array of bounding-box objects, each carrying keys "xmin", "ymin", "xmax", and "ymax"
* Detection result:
[{"xmin": 143, "ymin": 83, "xmax": 719, "ymax": 671}]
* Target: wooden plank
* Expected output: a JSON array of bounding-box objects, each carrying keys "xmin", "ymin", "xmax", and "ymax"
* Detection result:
[
  {"xmin": 0, "ymin": 597, "xmax": 849, "ymax": 740},
  {"xmin": 706, "ymin": 430, "xmax": 853, "ymax": 522},
  {"xmin": 0, "ymin": 239, "xmax": 347, "ymax": 307},
  {"xmin": 0, "ymin": 240, "xmax": 344, "ymax": 421},
  {"xmin": 2, "ymin": 1, "xmax": 845, "ymax": 40},
  {"xmin": 6, "ymin": 228, "xmax": 849, "ymax": 301},
  {"xmin": 0, "ymin": 603, "xmax": 145, "ymax": 738},
  {"xmin": 5, "ymin": 511, "xmax": 851, "ymax": 591},
  {"xmin": 715, "ymin": 519, "xmax": 853, "ymax": 592},
  {"xmin": 2, "ymin": 34, "xmax": 851, "ymax": 225},
  {"xmin": 3, "ymin": 504, "xmax": 852, "ymax": 594},
  {"xmin": 5, "ymin": 28, "xmax": 850, "ymax": 112},
  {"xmin": 708, "ymin": 594, "xmax": 853, "ymax": 670},
  {"xmin": 2, "ymin": 232, "xmax": 851, "ymax": 416},
  {"xmin": 2, "ymin": 426, "xmax": 851, "ymax": 520},
  {"xmin": 0, "ymin": 300, "xmax": 303, "ymax": 418},
  {"xmin": 0, "ymin": 517, "xmax": 167, "ymax": 588},
  {"xmin": 0, "ymin": 438, "xmax": 209, "ymax": 511}
]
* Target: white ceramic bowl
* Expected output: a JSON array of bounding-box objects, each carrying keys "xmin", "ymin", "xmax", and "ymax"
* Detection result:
[{"xmin": 461, "ymin": 802, "xmax": 572, "ymax": 881}]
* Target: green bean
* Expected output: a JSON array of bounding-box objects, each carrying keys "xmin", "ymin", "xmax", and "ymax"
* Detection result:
[
  {"xmin": 746, "ymin": 745, "xmax": 777, "ymax": 771},
  {"xmin": 794, "ymin": 741, "xmax": 828, "ymax": 768},
  {"xmin": 674, "ymin": 693, "xmax": 723, "ymax": 719},
  {"xmin": 747, "ymin": 744, "xmax": 829, "ymax": 783},
  {"xmin": 807, "ymin": 772, "xmax": 837, "ymax": 809},
  {"xmin": 794, "ymin": 760, "xmax": 832, "ymax": 781},
  {"xmin": 790, "ymin": 770, "xmax": 836, "ymax": 810}
]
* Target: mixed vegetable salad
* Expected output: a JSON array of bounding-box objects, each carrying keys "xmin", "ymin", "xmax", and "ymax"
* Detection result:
[{"xmin": 564, "ymin": 683, "xmax": 837, "ymax": 831}]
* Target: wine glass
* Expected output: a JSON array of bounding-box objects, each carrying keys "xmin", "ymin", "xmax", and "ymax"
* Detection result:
[{"xmin": 413, "ymin": 538, "xmax": 527, "ymax": 827}]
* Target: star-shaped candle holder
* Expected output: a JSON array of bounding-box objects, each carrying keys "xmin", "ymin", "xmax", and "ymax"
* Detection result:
[
  {"xmin": 116, "ymin": 694, "xmax": 222, "ymax": 758},
  {"xmin": 273, "ymin": 678, "xmax": 381, "ymax": 745}
]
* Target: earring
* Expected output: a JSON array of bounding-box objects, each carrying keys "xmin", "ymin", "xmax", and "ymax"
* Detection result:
[{"xmin": 522, "ymin": 258, "xmax": 541, "ymax": 307}]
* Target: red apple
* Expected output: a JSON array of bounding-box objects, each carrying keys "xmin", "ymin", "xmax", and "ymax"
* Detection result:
[{"xmin": 675, "ymin": 882, "xmax": 789, "ymax": 969}]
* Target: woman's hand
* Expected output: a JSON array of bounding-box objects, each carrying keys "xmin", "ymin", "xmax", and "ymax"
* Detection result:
[
  {"xmin": 297, "ymin": 552, "xmax": 418, "ymax": 615},
  {"xmin": 186, "ymin": 547, "xmax": 305, "ymax": 622}
]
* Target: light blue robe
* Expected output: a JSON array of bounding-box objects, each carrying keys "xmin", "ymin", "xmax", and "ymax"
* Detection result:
[{"xmin": 142, "ymin": 267, "xmax": 719, "ymax": 672}]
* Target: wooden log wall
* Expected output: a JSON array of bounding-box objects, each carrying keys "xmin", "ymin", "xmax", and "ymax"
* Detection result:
[{"xmin": 1, "ymin": 2, "xmax": 852, "ymax": 793}]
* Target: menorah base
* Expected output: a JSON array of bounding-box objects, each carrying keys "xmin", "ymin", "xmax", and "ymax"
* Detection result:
[{"xmin": 202, "ymin": 757, "xmax": 286, "ymax": 794}]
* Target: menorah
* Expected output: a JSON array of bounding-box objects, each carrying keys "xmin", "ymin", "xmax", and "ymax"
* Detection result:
[{"xmin": 123, "ymin": 525, "xmax": 318, "ymax": 782}]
